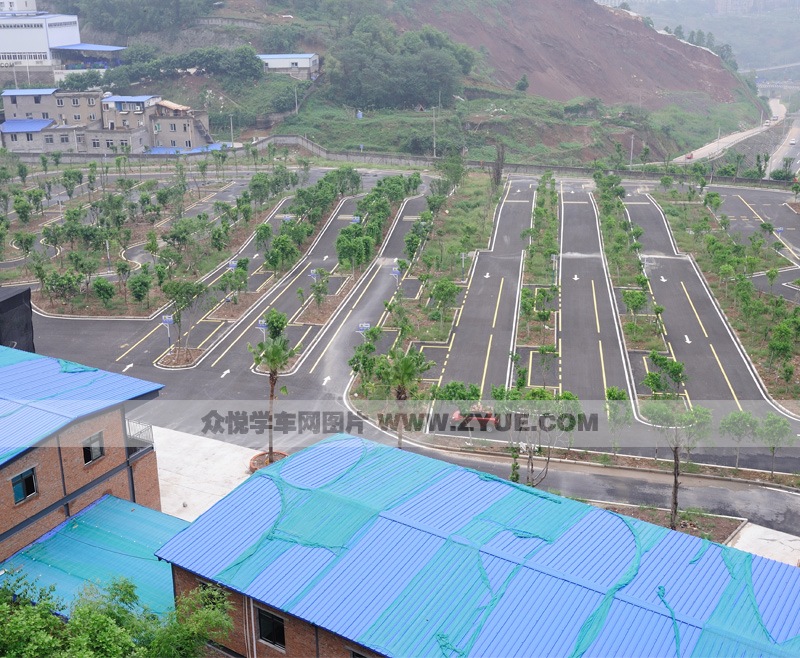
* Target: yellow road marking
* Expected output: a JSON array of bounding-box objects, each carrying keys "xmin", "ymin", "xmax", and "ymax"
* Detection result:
[
  {"xmin": 598, "ymin": 340, "xmax": 607, "ymax": 393},
  {"xmin": 681, "ymin": 281, "xmax": 708, "ymax": 338},
  {"xmin": 196, "ymin": 323, "xmax": 224, "ymax": 348},
  {"xmin": 710, "ymin": 343, "xmax": 742, "ymax": 410},
  {"xmin": 528, "ymin": 349, "xmax": 534, "ymax": 387},
  {"xmin": 351, "ymin": 263, "xmax": 383, "ymax": 308},
  {"xmin": 684, "ymin": 389, "xmax": 694, "ymax": 410},
  {"xmin": 479, "ymin": 335, "xmax": 493, "ymax": 397},
  {"xmin": 294, "ymin": 324, "xmax": 314, "ymax": 351},
  {"xmin": 211, "ymin": 262, "xmax": 311, "ymax": 367},
  {"xmin": 492, "ymin": 278, "xmax": 504, "ymax": 328},
  {"xmin": 309, "ymin": 308, "xmax": 353, "ymax": 373},
  {"xmin": 591, "ymin": 279, "xmax": 600, "ymax": 334},
  {"xmin": 643, "ymin": 354, "xmax": 650, "ymax": 374},
  {"xmin": 116, "ymin": 324, "xmax": 160, "ymax": 362}
]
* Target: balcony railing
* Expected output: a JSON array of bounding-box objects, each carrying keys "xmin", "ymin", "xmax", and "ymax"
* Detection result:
[{"xmin": 125, "ymin": 418, "xmax": 154, "ymax": 458}]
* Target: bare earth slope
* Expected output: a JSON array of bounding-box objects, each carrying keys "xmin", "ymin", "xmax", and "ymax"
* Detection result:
[{"xmin": 399, "ymin": 0, "xmax": 742, "ymax": 109}]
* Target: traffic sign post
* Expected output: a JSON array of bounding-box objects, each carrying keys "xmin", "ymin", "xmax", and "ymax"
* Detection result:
[
  {"xmin": 283, "ymin": 214, "xmax": 292, "ymax": 223},
  {"xmin": 227, "ymin": 260, "xmax": 237, "ymax": 270},
  {"xmin": 162, "ymin": 315, "xmax": 174, "ymax": 347},
  {"xmin": 357, "ymin": 322, "xmax": 370, "ymax": 340},
  {"xmin": 391, "ymin": 267, "xmax": 401, "ymax": 286},
  {"xmin": 351, "ymin": 215, "xmax": 361, "ymax": 224},
  {"xmin": 257, "ymin": 317, "xmax": 267, "ymax": 341},
  {"xmin": 777, "ymin": 227, "xmax": 784, "ymax": 234}
]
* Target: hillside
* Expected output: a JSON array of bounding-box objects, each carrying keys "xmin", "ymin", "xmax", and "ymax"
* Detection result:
[{"xmin": 396, "ymin": 0, "xmax": 744, "ymax": 109}]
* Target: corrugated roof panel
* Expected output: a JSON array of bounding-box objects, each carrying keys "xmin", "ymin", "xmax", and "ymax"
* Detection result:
[
  {"xmin": 388, "ymin": 469, "xmax": 510, "ymax": 535},
  {"xmin": 0, "ymin": 119, "xmax": 54, "ymax": 133},
  {"xmin": 752, "ymin": 555, "xmax": 800, "ymax": 643},
  {"xmin": 0, "ymin": 347, "xmax": 162, "ymax": 468},
  {"xmin": 157, "ymin": 437, "xmax": 800, "ymax": 658},
  {"xmin": 277, "ymin": 435, "xmax": 367, "ymax": 489},
  {"xmin": 1, "ymin": 88, "xmax": 58, "ymax": 96},
  {"xmin": 291, "ymin": 516, "xmax": 444, "ymax": 641},
  {"xmin": 157, "ymin": 475, "xmax": 282, "ymax": 578},
  {"xmin": 0, "ymin": 496, "xmax": 186, "ymax": 616},
  {"xmin": 103, "ymin": 95, "xmax": 157, "ymax": 103},
  {"xmin": 535, "ymin": 509, "xmax": 637, "ymax": 589}
]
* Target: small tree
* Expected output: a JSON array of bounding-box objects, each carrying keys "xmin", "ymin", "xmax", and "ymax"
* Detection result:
[
  {"xmin": 115, "ymin": 260, "xmax": 131, "ymax": 302},
  {"xmin": 719, "ymin": 410, "xmax": 758, "ymax": 470},
  {"xmin": 310, "ymin": 267, "xmax": 330, "ymax": 308},
  {"xmin": 622, "ymin": 289, "xmax": 647, "ymax": 325},
  {"xmin": 757, "ymin": 412, "xmax": 795, "ymax": 479},
  {"xmin": 515, "ymin": 74, "xmax": 529, "ymax": 92},
  {"xmin": 93, "ymin": 277, "xmax": 116, "ymax": 308},
  {"xmin": 129, "ymin": 268, "xmax": 153, "ymax": 308},
  {"xmin": 13, "ymin": 231, "xmax": 36, "ymax": 274}
]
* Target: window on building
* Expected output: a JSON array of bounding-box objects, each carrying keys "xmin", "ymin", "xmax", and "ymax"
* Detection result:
[
  {"xmin": 44, "ymin": 135, "xmax": 53, "ymax": 144},
  {"xmin": 9, "ymin": 95, "xmax": 16, "ymax": 105},
  {"xmin": 291, "ymin": 62, "xmax": 299, "ymax": 67},
  {"xmin": 24, "ymin": 113, "xmax": 32, "ymax": 118},
  {"xmin": 257, "ymin": 610, "xmax": 285, "ymax": 649},
  {"xmin": 106, "ymin": 140, "xmax": 114, "ymax": 148},
  {"xmin": 73, "ymin": 114, "xmax": 80, "ymax": 121},
  {"xmin": 169, "ymin": 123, "xmax": 176, "ymax": 132},
  {"xmin": 351, "ymin": 652, "xmax": 367, "ymax": 658},
  {"xmin": 183, "ymin": 123, "xmax": 188, "ymax": 132},
  {"xmin": 41, "ymin": 112, "xmax": 49, "ymax": 119},
  {"xmin": 33, "ymin": 95, "xmax": 41, "ymax": 104},
  {"xmin": 170, "ymin": 140, "xmax": 176, "ymax": 147},
  {"xmin": 83, "ymin": 431, "xmax": 104, "ymax": 464},
  {"xmin": 119, "ymin": 139, "xmax": 128, "ymax": 149},
  {"xmin": 88, "ymin": 98, "xmax": 96, "ymax": 106},
  {"xmin": 60, "ymin": 134, "xmax": 69, "ymax": 143},
  {"xmin": 71, "ymin": 97, "xmax": 79, "ymax": 106},
  {"xmin": 25, "ymin": 133, "xmax": 33, "ymax": 141},
  {"xmin": 122, "ymin": 120, "xmax": 129, "ymax": 128},
  {"xmin": 185, "ymin": 140, "xmax": 192, "ymax": 148},
  {"xmin": 88, "ymin": 113, "xmax": 96, "ymax": 121},
  {"xmin": 12, "ymin": 467, "xmax": 37, "ymax": 503},
  {"xmin": 9, "ymin": 134, "xmax": 17, "ymax": 142},
  {"xmin": 56, "ymin": 98, "xmax": 64, "ymax": 107},
  {"xmin": 92, "ymin": 138, "xmax": 100, "ymax": 148},
  {"xmin": 154, "ymin": 123, "xmax": 160, "ymax": 133},
  {"xmin": 76, "ymin": 134, "xmax": 83, "ymax": 143}
]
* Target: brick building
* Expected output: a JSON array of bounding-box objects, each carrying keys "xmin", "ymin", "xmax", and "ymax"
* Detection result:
[
  {"xmin": 0, "ymin": 88, "xmax": 212, "ymax": 154},
  {"xmin": 0, "ymin": 346, "xmax": 163, "ymax": 561},
  {"xmin": 157, "ymin": 435, "xmax": 800, "ymax": 658}
]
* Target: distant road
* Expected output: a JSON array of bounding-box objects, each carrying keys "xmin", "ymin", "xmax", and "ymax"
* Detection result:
[{"xmin": 752, "ymin": 61, "xmax": 800, "ymax": 72}]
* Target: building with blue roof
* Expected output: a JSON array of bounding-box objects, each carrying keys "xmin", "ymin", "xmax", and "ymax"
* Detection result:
[
  {"xmin": 258, "ymin": 53, "xmax": 319, "ymax": 80},
  {"xmin": 157, "ymin": 435, "xmax": 800, "ymax": 658},
  {"xmin": 0, "ymin": 345, "xmax": 165, "ymax": 562},
  {"xmin": 0, "ymin": 495, "xmax": 187, "ymax": 616}
]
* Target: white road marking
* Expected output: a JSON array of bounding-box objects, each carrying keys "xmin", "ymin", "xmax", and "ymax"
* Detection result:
[{"xmin": 221, "ymin": 369, "xmax": 230, "ymax": 378}]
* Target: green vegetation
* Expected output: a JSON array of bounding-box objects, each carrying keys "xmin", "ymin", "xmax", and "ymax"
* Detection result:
[
  {"xmin": 523, "ymin": 172, "xmax": 559, "ymax": 284},
  {"xmin": 0, "ymin": 572, "xmax": 232, "ymax": 657},
  {"xmin": 594, "ymin": 171, "xmax": 644, "ymax": 286},
  {"xmin": 52, "ymin": 0, "xmax": 213, "ymax": 35}
]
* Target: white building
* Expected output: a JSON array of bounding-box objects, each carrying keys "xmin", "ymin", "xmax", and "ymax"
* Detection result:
[{"xmin": 258, "ymin": 53, "xmax": 320, "ymax": 80}]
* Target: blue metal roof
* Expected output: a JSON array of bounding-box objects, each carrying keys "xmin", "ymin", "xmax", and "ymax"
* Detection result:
[
  {"xmin": 148, "ymin": 143, "xmax": 228, "ymax": 155},
  {"xmin": 52, "ymin": 43, "xmax": 125, "ymax": 52},
  {"xmin": 156, "ymin": 435, "xmax": 800, "ymax": 658},
  {"xmin": 0, "ymin": 346, "xmax": 163, "ymax": 467},
  {"xmin": 0, "ymin": 119, "xmax": 54, "ymax": 133},
  {"xmin": 103, "ymin": 95, "xmax": 157, "ymax": 103},
  {"xmin": 1, "ymin": 88, "xmax": 58, "ymax": 96},
  {"xmin": 0, "ymin": 495, "xmax": 187, "ymax": 616}
]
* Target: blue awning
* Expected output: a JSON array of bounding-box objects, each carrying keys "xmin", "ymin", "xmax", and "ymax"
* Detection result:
[{"xmin": 53, "ymin": 43, "xmax": 126, "ymax": 52}]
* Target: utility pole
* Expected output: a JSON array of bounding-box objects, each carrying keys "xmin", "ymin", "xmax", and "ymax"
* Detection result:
[
  {"xmin": 229, "ymin": 114, "xmax": 234, "ymax": 147},
  {"xmin": 629, "ymin": 134, "xmax": 635, "ymax": 168},
  {"xmin": 294, "ymin": 86, "xmax": 299, "ymax": 114},
  {"xmin": 433, "ymin": 107, "xmax": 437, "ymax": 159}
]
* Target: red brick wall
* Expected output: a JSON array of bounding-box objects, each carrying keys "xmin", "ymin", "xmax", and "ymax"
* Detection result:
[
  {"xmin": 131, "ymin": 450, "xmax": 161, "ymax": 511},
  {"xmin": 172, "ymin": 567, "xmax": 383, "ymax": 658},
  {"xmin": 57, "ymin": 408, "xmax": 128, "ymax": 495},
  {"xmin": 0, "ymin": 508, "xmax": 65, "ymax": 562}
]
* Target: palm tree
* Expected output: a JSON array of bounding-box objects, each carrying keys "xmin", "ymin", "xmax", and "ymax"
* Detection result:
[
  {"xmin": 248, "ymin": 336, "xmax": 300, "ymax": 464},
  {"xmin": 378, "ymin": 349, "xmax": 434, "ymax": 449}
]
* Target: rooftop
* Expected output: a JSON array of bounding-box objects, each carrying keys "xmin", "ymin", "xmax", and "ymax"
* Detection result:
[
  {"xmin": 0, "ymin": 346, "xmax": 163, "ymax": 467},
  {"xmin": 103, "ymin": 95, "xmax": 158, "ymax": 103},
  {"xmin": 1, "ymin": 88, "xmax": 58, "ymax": 96},
  {"xmin": 53, "ymin": 43, "xmax": 125, "ymax": 52},
  {"xmin": 258, "ymin": 53, "xmax": 316, "ymax": 59},
  {"xmin": 157, "ymin": 435, "xmax": 800, "ymax": 658},
  {"xmin": 0, "ymin": 119, "xmax": 54, "ymax": 133},
  {"xmin": 0, "ymin": 495, "xmax": 187, "ymax": 616}
]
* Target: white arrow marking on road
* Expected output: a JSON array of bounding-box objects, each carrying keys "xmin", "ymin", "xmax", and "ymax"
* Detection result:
[
  {"xmin": 573, "ymin": 275, "xmax": 579, "ymax": 281},
  {"xmin": 122, "ymin": 364, "xmax": 133, "ymax": 372},
  {"xmin": 323, "ymin": 255, "xmax": 329, "ymax": 261},
  {"xmin": 221, "ymin": 369, "xmax": 230, "ymax": 378},
  {"xmin": 323, "ymin": 376, "xmax": 331, "ymax": 386},
  {"xmin": 660, "ymin": 276, "xmax": 667, "ymax": 282},
  {"xmin": 685, "ymin": 335, "xmax": 692, "ymax": 344},
  {"xmin": 484, "ymin": 272, "xmax": 491, "ymax": 279},
  {"xmin": 253, "ymin": 253, "xmax": 259, "ymax": 259}
]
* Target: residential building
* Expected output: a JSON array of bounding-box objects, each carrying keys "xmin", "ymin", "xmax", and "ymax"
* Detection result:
[
  {"xmin": 258, "ymin": 53, "xmax": 319, "ymax": 80},
  {"xmin": 0, "ymin": 346, "xmax": 163, "ymax": 561},
  {"xmin": 157, "ymin": 435, "xmax": 800, "ymax": 658},
  {"xmin": 0, "ymin": 495, "xmax": 187, "ymax": 615},
  {"xmin": 0, "ymin": 88, "xmax": 211, "ymax": 154},
  {"xmin": 0, "ymin": 0, "xmax": 124, "ymax": 79}
]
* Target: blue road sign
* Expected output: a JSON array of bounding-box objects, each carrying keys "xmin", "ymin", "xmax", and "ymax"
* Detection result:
[{"xmin": 162, "ymin": 315, "xmax": 174, "ymax": 325}]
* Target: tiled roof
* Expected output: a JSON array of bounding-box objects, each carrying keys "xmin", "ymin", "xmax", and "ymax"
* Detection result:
[{"xmin": 157, "ymin": 435, "xmax": 800, "ymax": 658}]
